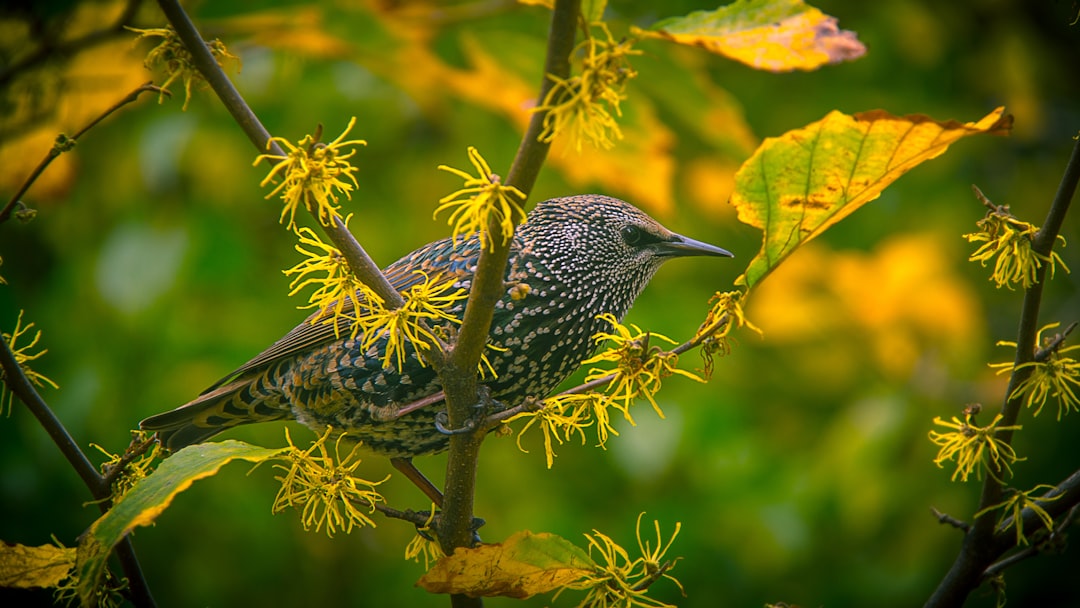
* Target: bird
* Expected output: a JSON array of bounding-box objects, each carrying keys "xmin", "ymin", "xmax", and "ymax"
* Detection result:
[{"xmin": 140, "ymin": 195, "xmax": 732, "ymax": 460}]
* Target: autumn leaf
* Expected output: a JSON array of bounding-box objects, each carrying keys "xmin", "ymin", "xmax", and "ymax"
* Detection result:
[
  {"xmin": 418, "ymin": 530, "xmax": 595, "ymax": 599},
  {"xmin": 0, "ymin": 542, "xmax": 75, "ymax": 589},
  {"xmin": 76, "ymin": 441, "xmax": 285, "ymax": 606},
  {"xmin": 732, "ymin": 107, "xmax": 1012, "ymax": 289},
  {"xmin": 637, "ymin": 0, "xmax": 865, "ymax": 72}
]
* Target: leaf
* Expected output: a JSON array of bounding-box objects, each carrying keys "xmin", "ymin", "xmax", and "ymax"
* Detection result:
[
  {"xmin": 0, "ymin": 542, "xmax": 75, "ymax": 589},
  {"xmin": 418, "ymin": 530, "xmax": 596, "ymax": 599},
  {"xmin": 76, "ymin": 441, "xmax": 286, "ymax": 605},
  {"xmin": 638, "ymin": 0, "xmax": 866, "ymax": 72},
  {"xmin": 732, "ymin": 107, "xmax": 1012, "ymax": 289},
  {"xmin": 583, "ymin": 0, "xmax": 608, "ymax": 23}
]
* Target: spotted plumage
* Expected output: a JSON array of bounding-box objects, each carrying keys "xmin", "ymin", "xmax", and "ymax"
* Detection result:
[{"xmin": 140, "ymin": 195, "xmax": 731, "ymax": 457}]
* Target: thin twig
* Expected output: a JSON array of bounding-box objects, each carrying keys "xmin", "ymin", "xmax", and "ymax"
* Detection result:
[
  {"xmin": 931, "ymin": 507, "xmax": 971, "ymax": 533},
  {"xmin": 983, "ymin": 504, "xmax": 1079, "ymax": 580},
  {"xmin": 0, "ymin": 83, "xmax": 165, "ymax": 224}
]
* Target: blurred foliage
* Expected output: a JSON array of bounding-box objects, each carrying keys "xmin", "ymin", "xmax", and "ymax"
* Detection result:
[{"xmin": 1, "ymin": 0, "xmax": 1078, "ymax": 606}]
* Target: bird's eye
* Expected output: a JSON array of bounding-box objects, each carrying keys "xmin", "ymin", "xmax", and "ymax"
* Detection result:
[{"xmin": 620, "ymin": 225, "xmax": 642, "ymax": 246}]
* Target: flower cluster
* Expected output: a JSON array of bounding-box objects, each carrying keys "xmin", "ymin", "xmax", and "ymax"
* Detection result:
[
  {"xmin": 90, "ymin": 432, "xmax": 161, "ymax": 503},
  {"xmin": 128, "ymin": 26, "xmax": 238, "ymax": 110},
  {"xmin": 2, "ymin": 310, "xmax": 59, "ymax": 415},
  {"xmin": 583, "ymin": 313, "xmax": 704, "ymax": 420},
  {"xmin": 271, "ymin": 427, "xmax": 387, "ymax": 537},
  {"xmin": 355, "ymin": 271, "xmax": 466, "ymax": 372},
  {"xmin": 565, "ymin": 514, "xmax": 683, "ymax": 608},
  {"xmin": 975, "ymin": 484, "xmax": 1061, "ymax": 547},
  {"xmin": 535, "ymin": 24, "xmax": 641, "ymax": 152},
  {"xmin": 283, "ymin": 220, "xmax": 380, "ymax": 333},
  {"xmin": 256, "ymin": 118, "xmax": 366, "ymax": 231},
  {"xmin": 990, "ymin": 323, "xmax": 1080, "ymax": 420},
  {"xmin": 508, "ymin": 315, "xmax": 703, "ymax": 467},
  {"xmin": 436, "ymin": 146, "xmax": 526, "ymax": 252},
  {"xmin": 928, "ymin": 406, "xmax": 1022, "ymax": 482},
  {"xmin": 506, "ymin": 394, "xmax": 598, "ymax": 468},
  {"xmin": 964, "ymin": 204, "xmax": 1069, "ymax": 290},
  {"xmin": 693, "ymin": 290, "xmax": 761, "ymax": 377}
]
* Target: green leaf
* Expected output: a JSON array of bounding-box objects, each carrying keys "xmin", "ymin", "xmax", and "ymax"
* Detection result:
[
  {"xmin": 418, "ymin": 530, "xmax": 596, "ymax": 599},
  {"xmin": 583, "ymin": 0, "xmax": 607, "ymax": 23},
  {"xmin": 0, "ymin": 541, "xmax": 75, "ymax": 589},
  {"xmin": 732, "ymin": 107, "xmax": 1012, "ymax": 289},
  {"xmin": 76, "ymin": 441, "xmax": 285, "ymax": 606},
  {"xmin": 637, "ymin": 0, "xmax": 866, "ymax": 72}
]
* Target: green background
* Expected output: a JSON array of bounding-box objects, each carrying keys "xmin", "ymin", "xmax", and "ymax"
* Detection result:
[{"xmin": 2, "ymin": 0, "xmax": 1078, "ymax": 606}]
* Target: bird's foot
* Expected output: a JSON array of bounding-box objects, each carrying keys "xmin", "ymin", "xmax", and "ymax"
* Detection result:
[
  {"xmin": 414, "ymin": 510, "xmax": 486, "ymax": 544},
  {"xmin": 434, "ymin": 386, "xmax": 505, "ymax": 435}
]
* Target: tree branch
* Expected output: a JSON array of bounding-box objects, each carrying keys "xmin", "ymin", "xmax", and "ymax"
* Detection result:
[
  {"xmin": 925, "ymin": 135, "xmax": 1080, "ymax": 608},
  {"xmin": 436, "ymin": 2, "xmax": 580, "ymax": 607},
  {"xmin": 153, "ymin": 0, "xmax": 405, "ymax": 310},
  {"xmin": 1, "ymin": 329, "xmax": 156, "ymax": 606}
]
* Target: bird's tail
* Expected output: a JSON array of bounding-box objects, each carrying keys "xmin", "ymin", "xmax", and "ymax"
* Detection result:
[{"xmin": 140, "ymin": 367, "xmax": 292, "ymax": 451}]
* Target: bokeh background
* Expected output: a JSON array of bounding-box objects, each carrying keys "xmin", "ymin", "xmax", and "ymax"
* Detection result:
[{"xmin": 2, "ymin": 0, "xmax": 1079, "ymax": 606}]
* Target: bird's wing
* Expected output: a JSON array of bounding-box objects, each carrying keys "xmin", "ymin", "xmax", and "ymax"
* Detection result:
[{"xmin": 201, "ymin": 235, "xmax": 481, "ymax": 393}]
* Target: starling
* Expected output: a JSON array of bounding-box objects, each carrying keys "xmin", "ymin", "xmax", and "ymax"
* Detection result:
[{"xmin": 140, "ymin": 195, "xmax": 731, "ymax": 458}]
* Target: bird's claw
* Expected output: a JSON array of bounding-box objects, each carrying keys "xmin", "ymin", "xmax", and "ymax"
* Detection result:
[{"xmin": 434, "ymin": 386, "xmax": 505, "ymax": 435}]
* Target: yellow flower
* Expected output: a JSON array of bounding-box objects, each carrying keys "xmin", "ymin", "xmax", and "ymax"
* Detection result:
[
  {"xmin": 436, "ymin": 147, "xmax": 526, "ymax": 252},
  {"xmin": 2, "ymin": 310, "xmax": 59, "ymax": 415},
  {"xmin": 975, "ymin": 484, "xmax": 1061, "ymax": 546},
  {"xmin": 990, "ymin": 323, "xmax": 1080, "ymax": 420},
  {"xmin": 127, "ymin": 26, "xmax": 238, "ymax": 110},
  {"xmin": 90, "ymin": 433, "xmax": 161, "ymax": 503},
  {"xmin": 505, "ymin": 394, "xmax": 596, "ymax": 468},
  {"xmin": 964, "ymin": 206, "xmax": 1069, "ymax": 290},
  {"xmin": 583, "ymin": 313, "xmax": 704, "ymax": 422},
  {"xmin": 694, "ymin": 290, "xmax": 761, "ymax": 378},
  {"xmin": 566, "ymin": 514, "xmax": 683, "ymax": 608},
  {"xmin": 928, "ymin": 410, "xmax": 1023, "ymax": 482},
  {"xmin": 255, "ymin": 117, "xmax": 367, "ymax": 231},
  {"xmin": 283, "ymin": 219, "xmax": 381, "ymax": 336},
  {"xmin": 357, "ymin": 271, "xmax": 466, "ymax": 372},
  {"xmin": 271, "ymin": 427, "xmax": 387, "ymax": 537},
  {"xmin": 535, "ymin": 24, "xmax": 641, "ymax": 152},
  {"xmin": 404, "ymin": 505, "xmax": 446, "ymax": 570}
]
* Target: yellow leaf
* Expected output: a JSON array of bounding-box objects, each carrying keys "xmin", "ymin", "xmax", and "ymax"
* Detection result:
[
  {"xmin": 0, "ymin": 542, "xmax": 75, "ymax": 589},
  {"xmin": 732, "ymin": 107, "xmax": 1012, "ymax": 288},
  {"xmin": 76, "ymin": 441, "xmax": 286, "ymax": 606},
  {"xmin": 638, "ymin": 0, "xmax": 866, "ymax": 72},
  {"xmin": 418, "ymin": 530, "xmax": 595, "ymax": 599}
]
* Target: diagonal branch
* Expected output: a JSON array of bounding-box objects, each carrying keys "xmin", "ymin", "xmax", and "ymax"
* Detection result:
[
  {"xmin": 154, "ymin": 0, "xmax": 405, "ymax": 311},
  {"xmin": 1, "ymin": 330, "xmax": 156, "ymax": 606}
]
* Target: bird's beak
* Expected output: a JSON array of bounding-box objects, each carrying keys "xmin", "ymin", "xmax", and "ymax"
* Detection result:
[{"xmin": 656, "ymin": 233, "xmax": 734, "ymax": 258}]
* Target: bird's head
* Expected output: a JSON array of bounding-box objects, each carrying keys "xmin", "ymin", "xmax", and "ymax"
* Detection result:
[{"xmin": 517, "ymin": 195, "xmax": 732, "ymax": 315}]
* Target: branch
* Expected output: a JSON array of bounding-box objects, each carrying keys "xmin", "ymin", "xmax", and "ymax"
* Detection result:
[
  {"xmin": 435, "ymin": 2, "xmax": 581, "ymax": 606},
  {"xmin": 0, "ymin": 82, "xmax": 165, "ymax": 224},
  {"xmin": 153, "ymin": 0, "xmax": 405, "ymax": 310},
  {"xmin": 1, "ymin": 330, "xmax": 156, "ymax": 606},
  {"xmin": 925, "ymin": 134, "xmax": 1080, "ymax": 608}
]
